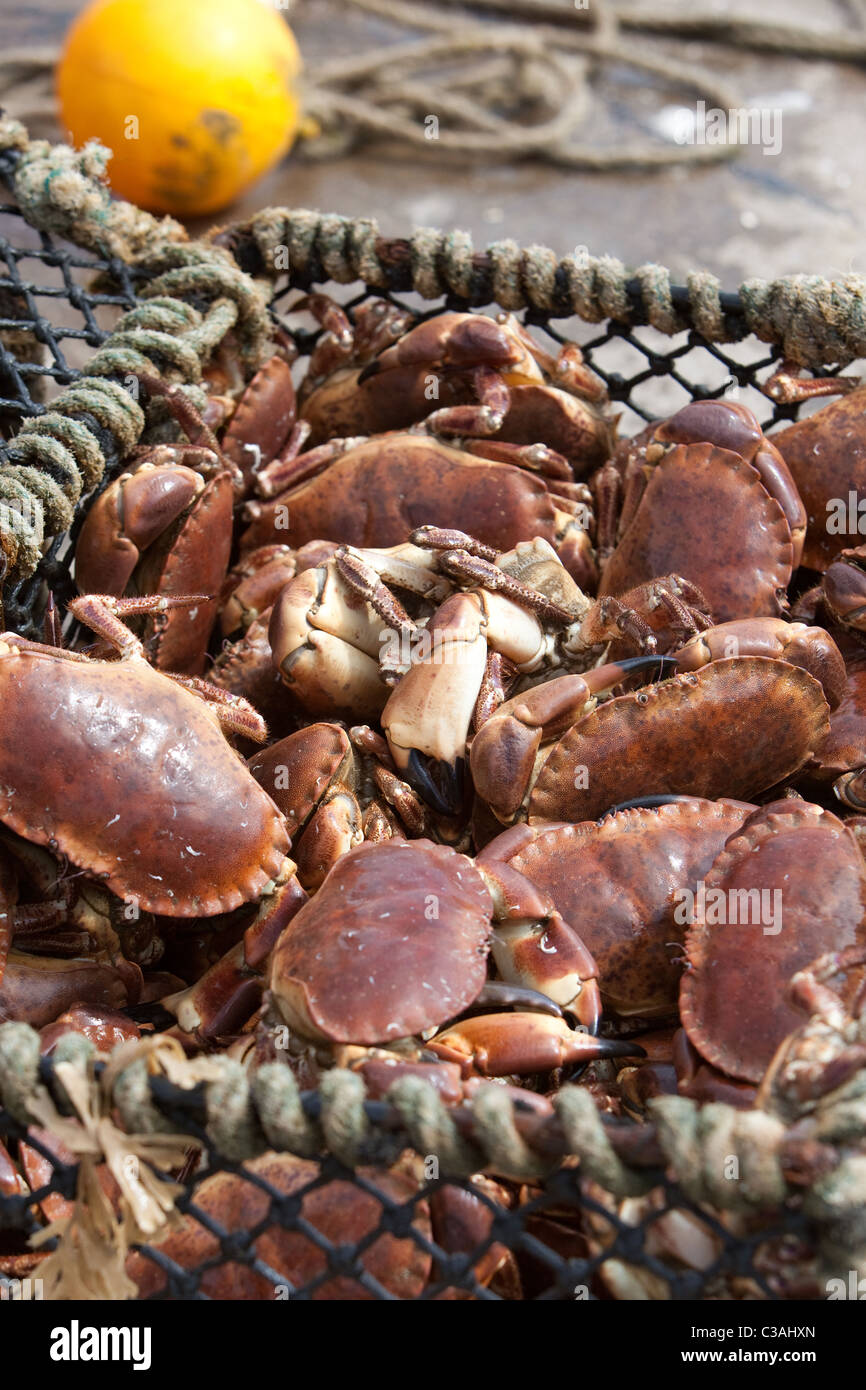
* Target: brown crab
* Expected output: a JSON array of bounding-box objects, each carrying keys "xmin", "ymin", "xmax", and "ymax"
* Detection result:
[
  {"xmin": 478, "ymin": 797, "xmax": 753, "ymax": 1024},
  {"xmin": 127, "ymin": 1152, "xmax": 433, "ymax": 1300},
  {"xmin": 266, "ymin": 839, "xmax": 640, "ymax": 1066},
  {"xmin": 516, "ymin": 657, "xmax": 831, "ymax": 827},
  {"xmin": 240, "ymin": 431, "xmax": 596, "ymax": 586},
  {"xmin": 296, "ymin": 302, "xmax": 615, "ymax": 472},
  {"xmin": 772, "ymin": 384, "xmax": 866, "ymax": 572},
  {"xmin": 74, "ymin": 448, "xmax": 235, "ymax": 675},
  {"xmin": 596, "ymin": 400, "xmax": 806, "ymax": 621},
  {"xmin": 0, "ymin": 593, "xmax": 292, "ymax": 918},
  {"xmin": 680, "ymin": 800, "xmax": 866, "ymax": 1083}
]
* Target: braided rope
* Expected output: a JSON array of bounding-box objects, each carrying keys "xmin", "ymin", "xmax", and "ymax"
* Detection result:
[
  {"xmin": 3, "ymin": 1020, "xmax": 866, "ymax": 1293},
  {"xmin": 224, "ymin": 206, "xmax": 866, "ymax": 369},
  {"xmin": 2, "ymin": 1020, "xmax": 865, "ymax": 1284},
  {"xmin": 0, "ymin": 118, "xmax": 273, "ymax": 582}
]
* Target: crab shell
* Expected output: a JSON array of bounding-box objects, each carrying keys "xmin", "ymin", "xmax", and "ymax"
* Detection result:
[
  {"xmin": 240, "ymin": 434, "xmax": 588, "ymax": 578},
  {"xmin": 269, "ymin": 839, "xmax": 492, "ymax": 1044},
  {"xmin": 75, "ymin": 458, "xmax": 235, "ymax": 675},
  {"xmin": 0, "ymin": 640, "xmax": 290, "ymax": 916},
  {"xmin": 128, "ymin": 1154, "xmax": 432, "ymax": 1300},
  {"xmin": 680, "ymin": 800, "xmax": 866, "ymax": 1083},
  {"xmin": 807, "ymin": 636, "xmax": 866, "ymax": 808},
  {"xmin": 0, "ymin": 951, "xmax": 141, "ymax": 1028},
  {"xmin": 599, "ymin": 443, "xmax": 794, "ymax": 622},
  {"xmin": 772, "ymin": 385, "xmax": 866, "ymax": 571},
  {"xmin": 220, "ymin": 355, "xmax": 297, "ymax": 488},
  {"xmin": 526, "ymin": 658, "xmax": 830, "ymax": 824},
  {"xmin": 490, "ymin": 799, "xmax": 752, "ymax": 1019}
]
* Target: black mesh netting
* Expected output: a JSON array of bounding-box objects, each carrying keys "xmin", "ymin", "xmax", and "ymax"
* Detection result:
[{"xmin": 0, "ymin": 195, "xmax": 857, "ymax": 1302}]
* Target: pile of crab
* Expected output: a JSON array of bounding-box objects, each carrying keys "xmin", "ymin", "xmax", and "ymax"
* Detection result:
[{"xmin": 2, "ymin": 298, "xmax": 866, "ymax": 1298}]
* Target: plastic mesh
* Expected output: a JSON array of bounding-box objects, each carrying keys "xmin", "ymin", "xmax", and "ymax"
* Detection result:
[{"xmin": 0, "ymin": 205, "xmax": 853, "ymax": 1301}]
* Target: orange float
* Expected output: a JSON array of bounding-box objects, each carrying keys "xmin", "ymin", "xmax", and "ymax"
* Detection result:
[{"xmin": 57, "ymin": 0, "xmax": 302, "ymax": 216}]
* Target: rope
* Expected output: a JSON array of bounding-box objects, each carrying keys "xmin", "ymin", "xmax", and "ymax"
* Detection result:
[
  {"xmin": 3, "ymin": 1, "xmax": 865, "ymax": 171},
  {"xmin": 223, "ymin": 205, "xmax": 866, "ymax": 366},
  {"xmin": 0, "ymin": 118, "xmax": 273, "ymax": 582},
  {"xmin": 4, "ymin": 1016, "xmax": 866, "ymax": 1293},
  {"xmin": 1, "ymin": 1021, "xmax": 865, "ymax": 1282}
]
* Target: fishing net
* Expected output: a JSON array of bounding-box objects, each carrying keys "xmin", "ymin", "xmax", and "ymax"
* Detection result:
[{"xmin": 0, "ymin": 121, "xmax": 863, "ymax": 1302}]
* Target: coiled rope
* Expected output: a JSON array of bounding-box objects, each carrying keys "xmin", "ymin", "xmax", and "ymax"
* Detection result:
[
  {"xmin": 220, "ymin": 205, "xmax": 866, "ymax": 367},
  {"xmin": 0, "ymin": 118, "xmax": 272, "ymax": 582}
]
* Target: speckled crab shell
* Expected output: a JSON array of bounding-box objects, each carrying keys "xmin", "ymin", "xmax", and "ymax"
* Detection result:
[
  {"xmin": 528, "ymin": 657, "xmax": 830, "ymax": 825},
  {"xmin": 269, "ymin": 838, "xmax": 492, "ymax": 1044},
  {"xmin": 599, "ymin": 443, "xmax": 794, "ymax": 622},
  {"xmin": 0, "ymin": 643, "xmax": 290, "ymax": 916},
  {"xmin": 248, "ymin": 723, "xmax": 353, "ymax": 842},
  {"xmin": 496, "ymin": 798, "xmax": 752, "ymax": 1019},
  {"xmin": 127, "ymin": 1153, "xmax": 432, "ymax": 1300},
  {"xmin": 680, "ymin": 800, "xmax": 866, "ymax": 1083},
  {"xmin": 241, "ymin": 433, "xmax": 580, "ymax": 561},
  {"xmin": 772, "ymin": 385, "xmax": 866, "ymax": 572}
]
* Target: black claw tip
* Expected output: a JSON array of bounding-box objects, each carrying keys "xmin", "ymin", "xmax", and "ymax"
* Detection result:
[
  {"xmin": 407, "ymin": 749, "xmax": 465, "ymax": 817},
  {"xmin": 356, "ymin": 359, "xmax": 382, "ymax": 385}
]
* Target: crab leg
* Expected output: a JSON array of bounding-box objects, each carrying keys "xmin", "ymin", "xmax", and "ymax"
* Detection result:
[
  {"xmin": 428, "ymin": 1013, "xmax": 641, "ymax": 1077},
  {"xmin": 68, "ymin": 593, "xmax": 211, "ymax": 659},
  {"xmin": 417, "ymin": 365, "xmax": 510, "ymax": 438}
]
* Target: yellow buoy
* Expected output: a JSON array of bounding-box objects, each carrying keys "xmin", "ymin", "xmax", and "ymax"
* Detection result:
[{"xmin": 57, "ymin": 0, "xmax": 302, "ymax": 216}]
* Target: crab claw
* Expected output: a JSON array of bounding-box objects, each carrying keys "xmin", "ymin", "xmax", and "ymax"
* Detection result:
[
  {"xmin": 406, "ymin": 747, "xmax": 467, "ymax": 818},
  {"xmin": 427, "ymin": 1012, "xmax": 643, "ymax": 1077},
  {"xmin": 381, "ymin": 591, "xmax": 489, "ymax": 815},
  {"xmin": 469, "ymin": 655, "xmax": 673, "ymax": 825},
  {"xmin": 475, "ymin": 855, "xmax": 602, "ymax": 1024}
]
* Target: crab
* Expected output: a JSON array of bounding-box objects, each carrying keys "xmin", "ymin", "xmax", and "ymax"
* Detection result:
[
  {"xmin": 127, "ymin": 1152, "xmax": 433, "ymax": 1300},
  {"xmin": 804, "ymin": 631, "xmax": 866, "ymax": 809},
  {"xmin": 496, "ymin": 656, "xmax": 832, "ymax": 828},
  {"xmin": 680, "ymin": 799, "xmax": 866, "ymax": 1084},
  {"xmin": 74, "ymin": 447, "xmax": 235, "ymax": 675},
  {"xmin": 262, "ymin": 839, "xmax": 643, "ymax": 1076},
  {"xmin": 215, "ymin": 353, "xmax": 300, "ymax": 491},
  {"xmin": 247, "ymin": 722, "xmax": 440, "ymax": 891},
  {"xmin": 755, "ymin": 944, "xmax": 866, "ymax": 1122},
  {"xmin": 0, "ymin": 591, "xmax": 294, "ymax": 920},
  {"xmin": 296, "ymin": 303, "xmax": 615, "ymax": 476},
  {"xmin": 161, "ymin": 834, "xmax": 628, "ymax": 1057},
  {"xmin": 772, "ymin": 383, "xmax": 866, "ymax": 572},
  {"xmin": 793, "ymin": 544, "xmax": 866, "ymax": 638},
  {"xmin": 478, "ymin": 797, "xmax": 753, "ymax": 1025},
  {"xmin": 595, "ymin": 399, "xmax": 806, "ymax": 621},
  {"xmin": 240, "ymin": 431, "xmax": 597, "ymax": 587}
]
